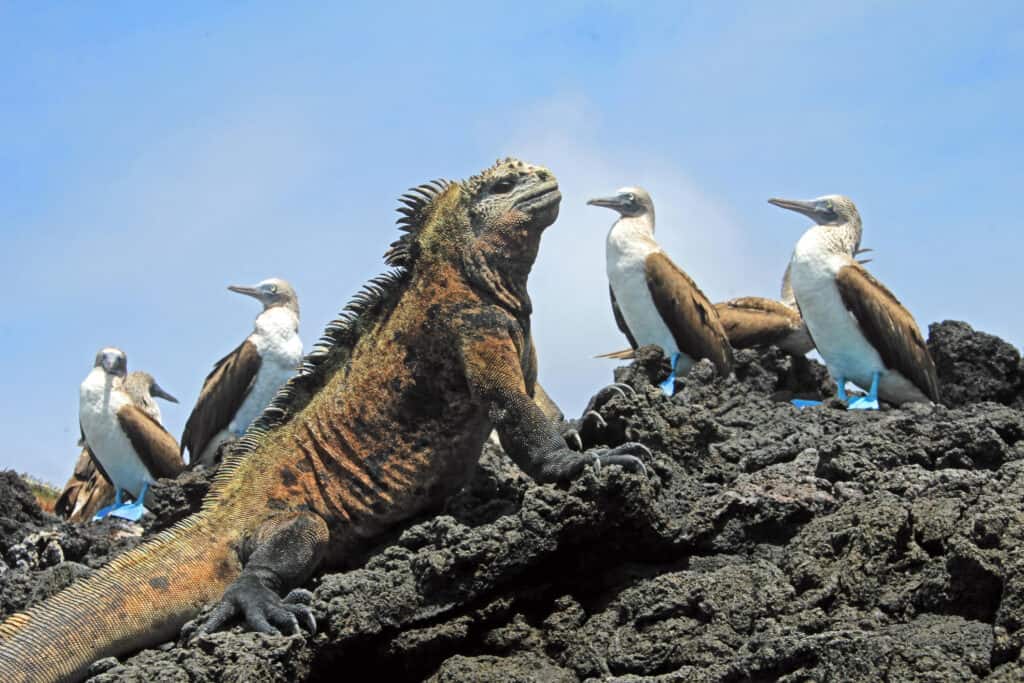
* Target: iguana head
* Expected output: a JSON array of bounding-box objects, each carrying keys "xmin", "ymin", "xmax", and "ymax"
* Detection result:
[
  {"xmin": 385, "ymin": 157, "xmax": 560, "ymax": 314},
  {"xmin": 462, "ymin": 157, "xmax": 561, "ymax": 265}
]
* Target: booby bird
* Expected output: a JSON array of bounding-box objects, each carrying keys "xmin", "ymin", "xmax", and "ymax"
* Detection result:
[
  {"xmin": 57, "ymin": 371, "xmax": 178, "ymax": 522},
  {"xmin": 770, "ymin": 194, "xmax": 939, "ymax": 409},
  {"xmin": 78, "ymin": 349, "xmax": 184, "ymax": 520},
  {"xmin": 181, "ymin": 277, "xmax": 302, "ymax": 467},
  {"xmin": 596, "ymin": 250, "xmax": 876, "ymax": 361},
  {"xmin": 588, "ymin": 186, "xmax": 733, "ymax": 394}
]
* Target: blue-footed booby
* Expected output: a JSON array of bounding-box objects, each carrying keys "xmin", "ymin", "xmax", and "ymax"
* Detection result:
[
  {"xmin": 588, "ymin": 187, "xmax": 733, "ymax": 394},
  {"xmin": 181, "ymin": 277, "xmax": 302, "ymax": 467},
  {"xmin": 78, "ymin": 349, "xmax": 185, "ymax": 520},
  {"xmin": 58, "ymin": 371, "xmax": 178, "ymax": 522},
  {"xmin": 770, "ymin": 195, "xmax": 939, "ymax": 409}
]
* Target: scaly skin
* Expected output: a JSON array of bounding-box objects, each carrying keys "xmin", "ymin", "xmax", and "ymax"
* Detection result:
[{"xmin": 0, "ymin": 158, "xmax": 647, "ymax": 682}]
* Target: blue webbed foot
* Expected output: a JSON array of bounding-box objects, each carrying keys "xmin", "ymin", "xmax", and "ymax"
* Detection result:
[
  {"xmin": 791, "ymin": 399, "xmax": 823, "ymax": 408},
  {"xmin": 93, "ymin": 487, "xmax": 125, "ymax": 520},
  {"xmin": 845, "ymin": 371, "xmax": 881, "ymax": 411},
  {"xmin": 105, "ymin": 483, "xmax": 149, "ymax": 521},
  {"xmin": 847, "ymin": 396, "xmax": 880, "ymax": 411},
  {"xmin": 659, "ymin": 352, "xmax": 681, "ymax": 396},
  {"xmin": 107, "ymin": 499, "xmax": 148, "ymax": 521}
]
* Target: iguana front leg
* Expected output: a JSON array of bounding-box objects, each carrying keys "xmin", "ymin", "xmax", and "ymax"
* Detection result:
[
  {"xmin": 189, "ymin": 511, "xmax": 329, "ymax": 637},
  {"xmin": 463, "ymin": 334, "xmax": 649, "ymax": 483}
]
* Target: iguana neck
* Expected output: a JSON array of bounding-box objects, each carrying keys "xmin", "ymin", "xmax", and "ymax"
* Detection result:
[{"xmin": 463, "ymin": 246, "xmax": 534, "ymax": 323}]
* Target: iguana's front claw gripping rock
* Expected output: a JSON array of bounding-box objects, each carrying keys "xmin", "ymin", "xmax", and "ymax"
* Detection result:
[{"xmin": 589, "ymin": 442, "xmax": 650, "ymax": 476}]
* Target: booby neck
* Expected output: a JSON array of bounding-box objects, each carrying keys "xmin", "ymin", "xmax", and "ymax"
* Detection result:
[
  {"xmin": 253, "ymin": 306, "xmax": 299, "ymax": 338},
  {"xmin": 83, "ymin": 367, "xmax": 125, "ymax": 405},
  {"xmin": 793, "ymin": 219, "xmax": 862, "ymax": 265},
  {"xmin": 607, "ymin": 213, "xmax": 658, "ymax": 255}
]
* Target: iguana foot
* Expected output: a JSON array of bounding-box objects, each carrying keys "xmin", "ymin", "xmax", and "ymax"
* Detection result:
[
  {"xmin": 579, "ymin": 383, "xmax": 635, "ymax": 438},
  {"xmin": 589, "ymin": 442, "xmax": 651, "ymax": 476},
  {"xmin": 585, "ymin": 383, "xmax": 635, "ymax": 411},
  {"xmin": 561, "ymin": 427, "xmax": 584, "ymax": 451},
  {"xmin": 190, "ymin": 575, "xmax": 316, "ymax": 638}
]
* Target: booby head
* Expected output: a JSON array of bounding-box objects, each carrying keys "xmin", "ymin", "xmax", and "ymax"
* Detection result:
[
  {"xmin": 768, "ymin": 195, "xmax": 860, "ymax": 227},
  {"xmin": 93, "ymin": 347, "xmax": 127, "ymax": 378},
  {"xmin": 769, "ymin": 194, "xmax": 863, "ymax": 255},
  {"xmin": 228, "ymin": 278, "xmax": 299, "ymax": 316},
  {"xmin": 587, "ymin": 187, "xmax": 655, "ymax": 221},
  {"xmin": 127, "ymin": 371, "xmax": 178, "ymax": 404}
]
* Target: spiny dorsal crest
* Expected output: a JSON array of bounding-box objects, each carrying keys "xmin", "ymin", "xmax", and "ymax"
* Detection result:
[{"xmin": 384, "ymin": 178, "xmax": 452, "ymax": 267}]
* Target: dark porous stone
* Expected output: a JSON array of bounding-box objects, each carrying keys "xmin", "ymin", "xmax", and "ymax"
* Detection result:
[{"xmin": 2, "ymin": 321, "xmax": 1022, "ymax": 681}]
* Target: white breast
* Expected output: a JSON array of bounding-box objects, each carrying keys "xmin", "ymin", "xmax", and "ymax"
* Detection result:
[
  {"xmin": 229, "ymin": 308, "xmax": 303, "ymax": 434},
  {"xmin": 606, "ymin": 218, "xmax": 682, "ymax": 364},
  {"xmin": 790, "ymin": 231, "xmax": 885, "ymax": 390},
  {"xmin": 79, "ymin": 369, "xmax": 152, "ymax": 499}
]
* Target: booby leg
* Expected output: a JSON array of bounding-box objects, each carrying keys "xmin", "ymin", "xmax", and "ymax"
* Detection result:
[
  {"xmin": 836, "ymin": 379, "xmax": 850, "ymax": 403},
  {"xmin": 92, "ymin": 488, "xmax": 123, "ymax": 520},
  {"xmin": 659, "ymin": 353, "xmax": 681, "ymax": 396},
  {"xmin": 847, "ymin": 372, "xmax": 881, "ymax": 411},
  {"xmin": 107, "ymin": 482, "xmax": 150, "ymax": 521}
]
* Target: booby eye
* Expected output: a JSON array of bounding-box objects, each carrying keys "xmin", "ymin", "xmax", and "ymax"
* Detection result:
[
  {"xmin": 625, "ymin": 193, "xmax": 636, "ymax": 202},
  {"xmin": 492, "ymin": 178, "xmax": 515, "ymax": 194},
  {"xmin": 266, "ymin": 284, "xmax": 278, "ymax": 294}
]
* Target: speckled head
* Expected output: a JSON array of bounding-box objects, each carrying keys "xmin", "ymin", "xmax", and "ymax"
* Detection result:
[
  {"xmin": 768, "ymin": 194, "xmax": 860, "ymax": 228},
  {"xmin": 227, "ymin": 278, "xmax": 299, "ymax": 317},
  {"xmin": 587, "ymin": 186, "xmax": 654, "ymax": 220},
  {"xmin": 769, "ymin": 194, "xmax": 863, "ymax": 256},
  {"xmin": 93, "ymin": 347, "xmax": 127, "ymax": 378}
]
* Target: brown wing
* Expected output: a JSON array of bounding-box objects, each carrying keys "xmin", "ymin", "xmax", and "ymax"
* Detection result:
[
  {"xmin": 715, "ymin": 297, "xmax": 804, "ymax": 350},
  {"xmin": 180, "ymin": 339, "xmax": 261, "ymax": 461},
  {"xmin": 645, "ymin": 252, "xmax": 734, "ymax": 375},
  {"xmin": 55, "ymin": 448, "xmax": 93, "ymax": 518},
  {"xmin": 836, "ymin": 263, "xmax": 940, "ymax": 401},
  {"xmin": 609, "ymin": 286, "xmax": 639, "ymax": 350},
  {"xmin": 118, "ymin": 405, "xmax": 185, "ymax": 479}
]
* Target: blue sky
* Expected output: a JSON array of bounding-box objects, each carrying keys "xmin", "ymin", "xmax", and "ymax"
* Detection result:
[{"xmin": 2, "ymin": 2, "xmax": 1021, "ymax": 485}]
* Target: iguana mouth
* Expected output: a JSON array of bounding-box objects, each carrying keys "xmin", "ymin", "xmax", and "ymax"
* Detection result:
[{"xmin": 515, "ymin": 181, "xmax": 561, "ymax": 214}]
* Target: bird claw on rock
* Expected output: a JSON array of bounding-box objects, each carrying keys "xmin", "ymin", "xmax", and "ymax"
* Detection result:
[{"xmin": 185, "ymin": 574, "xmax": 316, "ymax": 641}]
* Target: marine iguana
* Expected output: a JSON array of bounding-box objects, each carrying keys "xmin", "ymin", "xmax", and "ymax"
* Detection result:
[{"xmin": 0, "ymin": 158, "xmax": 648, "ymax": 682}]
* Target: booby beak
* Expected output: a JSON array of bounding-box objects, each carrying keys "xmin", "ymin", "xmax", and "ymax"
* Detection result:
[
  {"xmin": 587, "ymin": 195, "xmax": 629, "ymax": 211},
  {"xmin": 768, "ymin": 197, "xmax": 831, "ymax": 222},
  {"xmin": 149, "ymin": 382, "xmax": 178, "ymax": 404},
  {"xmin": 227, "ymin": 284, "xmax": 263, "ymax": 300}
]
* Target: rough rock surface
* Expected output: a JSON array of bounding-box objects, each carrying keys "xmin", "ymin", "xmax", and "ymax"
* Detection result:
[{"xmin": 2, "ymin": 320, "xmax": 1023, "ymax": 681}]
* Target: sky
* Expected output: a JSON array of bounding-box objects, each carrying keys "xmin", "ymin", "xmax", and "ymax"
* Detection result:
[{"xmin": 1, "ymin": 2, "xmax": 1022, "ymax": 485}]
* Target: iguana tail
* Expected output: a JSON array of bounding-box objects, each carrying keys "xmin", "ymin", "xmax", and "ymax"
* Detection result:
[{"xmin": 0, "ymin": 513, "xmax": 239, "ymax": 683}]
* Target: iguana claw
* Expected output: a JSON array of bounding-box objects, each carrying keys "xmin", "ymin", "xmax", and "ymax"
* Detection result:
[
  {"xmin": 189, "ymin": 575, "xmax": 316, "ymax": 639},
  {"xmin": 590, "ymin": 442, "xmax": 651, "ymax": 476},
  {"xmin": 582, "ymin": 410, "xmax": 608, "ymax": 430},
  {"xmin": 562, "ymin": 427, "xmax": 584, "ymax": 451},
  {"xmin": 580, "ymin": 383, "xmax": 634, "ymax": 434}
]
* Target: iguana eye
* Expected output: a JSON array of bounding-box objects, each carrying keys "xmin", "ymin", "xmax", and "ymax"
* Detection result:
[{"xmin": 492, "ymin": 179, "xmax": 515, "ymax": 194}]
